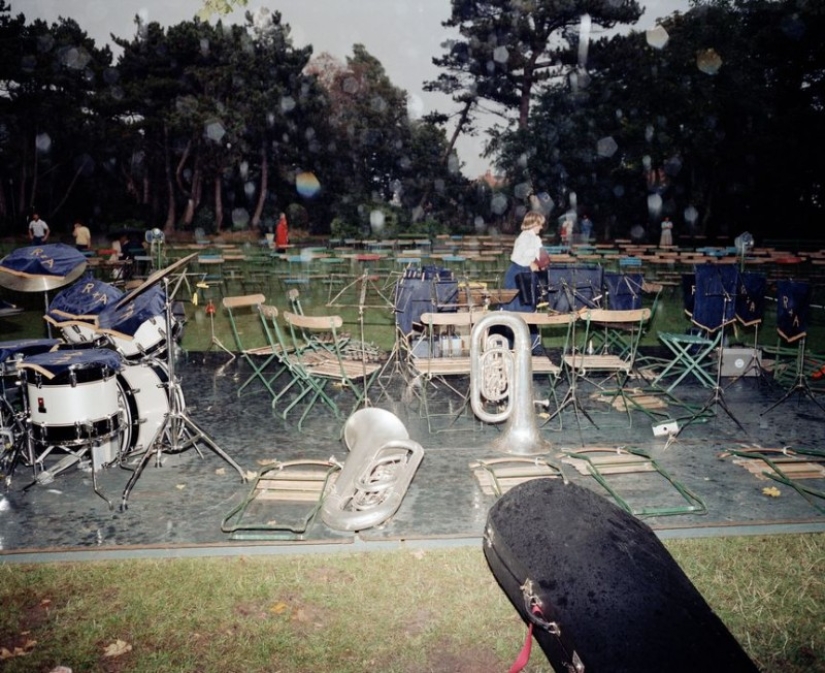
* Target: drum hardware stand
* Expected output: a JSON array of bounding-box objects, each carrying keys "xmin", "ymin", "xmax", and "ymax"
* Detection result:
[
  {"xmin": 760, "ymin": 336, "xmax": 825, "ymax": 417},
  {"xmin": 120, "ymin": 276, "xmax": 246, "ymax": 509},
  {"xmin": 23, "ymin": 420, "xmax": 115, "ymax": 508},
  {"xmin": 205, "ymin": 298, "xmax": 234, "ymax": 358},
  {"xmin": 668, "ymin": 294, "xmax": 747, "ymax": 443}
]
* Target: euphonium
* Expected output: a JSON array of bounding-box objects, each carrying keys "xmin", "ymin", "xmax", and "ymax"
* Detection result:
[
  {"xmin": 321, "ymin": 408, "xmax": 424, "ymax": 532},
  {"xmin": 470, "ymin": 311, "xmax": 552, "ymax": 455}
]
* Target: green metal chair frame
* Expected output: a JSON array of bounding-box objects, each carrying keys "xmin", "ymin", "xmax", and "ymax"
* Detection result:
[
  {"xmin": 221, "ymin": 293, "xmax": 282, "ymax": 398},
  {"xmin": 561, "ymin": 447, "xmax": 707, "ymax": 518},
  {"xmin": 282, "ymin": 311, "xmax": 382, "ymax": 430},
  {"xmin": 257, "ymin": 303, "xmax": 327, "ymax": 415}
]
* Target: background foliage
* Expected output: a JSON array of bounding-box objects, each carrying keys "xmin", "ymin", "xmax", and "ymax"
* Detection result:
[{"xmin": 0, "ymin": 0, "xmax": 822, "ymax": 243}]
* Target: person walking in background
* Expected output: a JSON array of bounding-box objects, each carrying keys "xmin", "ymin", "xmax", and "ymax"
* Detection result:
[
  {"xmin": 28, "ymin": 212, "xmax": 49, "ymax": 245},
  {"xmin": 72, "ymin": 221, "xmax": 92, "ymax": 251},
  {"xmin": 580, "ymin": 214, "xmax": 593, "ymax": 242},
  {"xmin": 560, "ymin": 218, "xmax": 574, "ymax": 247},
  {"xmin": 659, "ymin": 217, "xmax": 674, "ymax": 247},
  {"xmin": 275, "ymin": 211, "xmax": 289, "ymax": 252}
]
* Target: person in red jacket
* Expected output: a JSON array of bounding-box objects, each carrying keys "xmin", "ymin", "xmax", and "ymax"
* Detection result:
[{"xmin": 275, "ymin": 212, "xmax": 289, "ymax": 252}]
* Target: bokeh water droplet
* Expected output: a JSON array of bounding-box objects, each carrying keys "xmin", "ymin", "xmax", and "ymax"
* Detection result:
[{"xmin": 295, "ymin": 171, "xmax": 321, "ymax": 198}]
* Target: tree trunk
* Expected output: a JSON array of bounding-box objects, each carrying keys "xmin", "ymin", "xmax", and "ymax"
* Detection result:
[
  {"xmin": 251, "ymin": 141, "xmax": 268, "ymax": 229},
  {"xmin": 182, "ymin": 160, "xmax": 202, "ymax": 227},
  {"xmin": 163, "ymin": 125, "xmax": 176, "ymax": 233},
  {"xmin": 415, "ymin": 97, "xmax": 476, "ymax": 219},
  {"xmin": 50, "ymin": 163, "xmax": 86, "ymax": 219},
  {"xmin": 214, "ymin": 174, "xmax": 223, "ymax": 231}
]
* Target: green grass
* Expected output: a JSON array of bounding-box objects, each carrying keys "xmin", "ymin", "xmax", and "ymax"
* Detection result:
[{"xmin": 1, "ymin": 536, "xmax": 823, "ymax": 672}]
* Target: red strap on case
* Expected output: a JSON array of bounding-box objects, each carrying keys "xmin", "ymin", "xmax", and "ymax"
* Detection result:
[{"xmin": 508, "ymin": 605, "xmax": 543, "ymax": 673}]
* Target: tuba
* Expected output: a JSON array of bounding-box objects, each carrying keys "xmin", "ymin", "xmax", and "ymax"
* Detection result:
[
  {"xmin": 470, "ymin": 311, "xmax": 553, "ymax": 455},
  {"xmin": 321, "ymin": 408, "xmax": 424, "ymax": 532}
]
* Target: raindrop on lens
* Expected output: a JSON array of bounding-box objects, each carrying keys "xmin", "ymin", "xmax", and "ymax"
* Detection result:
[
  {"xmin": 295, "ymin": 171, "xmax": 321, "ymax": 198},
  {"xmin": 646, "ymin": 25, "xmax": 669, "ymax": 49},
  {"xmin": 647, "ymin": 193, "xmax": 663, "ymax": 217},
  {"xmin": 491, "ymin": 193, "xmax": 508, "ymax": 215}
]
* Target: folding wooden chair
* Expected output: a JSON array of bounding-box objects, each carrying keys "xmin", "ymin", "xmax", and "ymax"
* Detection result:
[
  {"xmin": 222, "ymin": 294, "xmax": 283, "ymax": 399},
  {"xmin": 515, "ymin": 311, "xmax": 576, "ymax": 427},
  {"xmin": 567, "ymin": 307, "xmax": 653, "ymax": 425},
  {"xmin": 258, "ymin": 304, "xmax": 323, "ymax": 414},
  {"xmin": 409, "ymin": 310, "xmax": 484, "ymax": 431},
  {"xmin": 282, "ymin": 311, "xmax": 382, "ymax": 429}
]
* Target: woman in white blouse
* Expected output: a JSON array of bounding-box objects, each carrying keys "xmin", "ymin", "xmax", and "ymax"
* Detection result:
[{"xmin": 503, "ymin": 211, "xmax": 548, "ymax": 312}]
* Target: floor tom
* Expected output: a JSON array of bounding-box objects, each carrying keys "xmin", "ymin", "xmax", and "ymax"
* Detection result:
[{"xmin": 116, "ymin": 360, "xmax": 176, "ymax": 457}]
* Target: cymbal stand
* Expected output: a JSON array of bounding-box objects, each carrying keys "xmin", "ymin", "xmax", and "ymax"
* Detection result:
[
  {"xmin": 761, "ymin": 335, "xmax": 825, "ymax": 416},
  {"xmin": 120, "ymin": 276, "xmax": 246, "ymax": 509}
]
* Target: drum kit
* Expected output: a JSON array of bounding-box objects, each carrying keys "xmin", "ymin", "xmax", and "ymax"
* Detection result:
[{"xmin": 0, "ymin": 245, "xmax": 245, "ymax": 509}]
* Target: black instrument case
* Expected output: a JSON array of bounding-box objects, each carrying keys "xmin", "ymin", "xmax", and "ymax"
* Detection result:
[{"xmin": 483, "ymin": 478, "xmax": 759, "ymax": 672}]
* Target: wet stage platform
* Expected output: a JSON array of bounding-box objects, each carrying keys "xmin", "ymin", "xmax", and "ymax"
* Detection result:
[{"xmin": 2, "ymin": 350, "xmax": 825, "ymax": 561}]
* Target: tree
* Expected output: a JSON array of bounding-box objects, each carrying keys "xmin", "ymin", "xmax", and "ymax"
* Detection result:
[
  {"xmin": 306, "ymin": 45, "xmax": 458, "ymax": 233},
  {"xmin": 0, "ymin": 2, "xmax": 114, "ymax": 231},
  {"xmin": 491, "ymin": 0, "xmax": 825, "ymax": 240}
]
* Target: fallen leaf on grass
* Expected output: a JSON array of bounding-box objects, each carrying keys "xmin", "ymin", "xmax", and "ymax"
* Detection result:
[
  {"xmin": 270, "ymin": 602, "xmax": 289, "ymax": 615},
  {"xmin": 102, "ymin": 639, "xmax": 132, "ymax": 657},
  {"xmin": 176, "ymin": 484, "xmax": 186, "ymax": 490},
  {"xmin": 215, "ymin": 467, "xmax": 226, "ymax": 475},
  {"xmin": 0, "ymin": 640, "xmax": 37, "ymax": 659},
  {"xmin": 762, "ymin": 486, "xmax": 781, "ymax": 497}
]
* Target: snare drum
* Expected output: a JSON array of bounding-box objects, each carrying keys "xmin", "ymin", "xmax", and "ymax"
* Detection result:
[
  {"xmin": 116, "ymin": 360, "xmax": 178, "ymax": 456},
  {"xmin": 19, "ymin": 350, "xmax": 123, "ymax": 451}
]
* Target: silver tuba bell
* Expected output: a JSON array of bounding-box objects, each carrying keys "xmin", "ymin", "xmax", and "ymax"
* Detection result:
[
  {"xmin": 470, "ymin": 311, "xmax": 553, "ymax": 455},
  {"xmin": 321, "ymin": 408, "xmax": 424, "ymax": 532}
]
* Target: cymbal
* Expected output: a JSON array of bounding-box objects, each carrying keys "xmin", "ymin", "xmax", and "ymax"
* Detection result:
[
  {"xmin": 0, "ymin": 245, "xmax": 88, "ymax": 292},
  {"xmin": 115, "ymin": 252, "xmax": 198, "ymax": 309}
]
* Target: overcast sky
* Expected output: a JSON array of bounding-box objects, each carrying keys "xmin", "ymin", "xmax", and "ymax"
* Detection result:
[{"xmin": 19, "ymin": 0, "xmax": 690, "ymax": 177}]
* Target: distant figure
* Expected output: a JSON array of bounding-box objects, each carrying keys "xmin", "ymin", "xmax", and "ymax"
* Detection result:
[
  {"xmin": 73, "ymin": 221, "xmax": 92, "ymax": 251},
  {"xmin": 580, "ymin": 214, "xmax": 593, "ymax": 242},
  {"xmin": 275, "ymin": 212, "xmax": 289, "ymax": 252},
  {"xmin": 118, "ymin": 233, "xmax": 145, "ymax": 261},
  {"xmin": 659, "ymin": 217, "xmax": 674, "ymax": 247},
  {"xmin": 28, "ymin": 213, "xmax": 49, "ymax": 245},
  {"xmin": 560, "ymin": 218, "xmax": 574, "ymax": 247}
]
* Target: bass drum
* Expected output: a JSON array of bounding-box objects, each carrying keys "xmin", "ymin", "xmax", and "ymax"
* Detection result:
[{"xmin": 117, "ymin": 360, "xmax": 183, "ymax": 457}]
